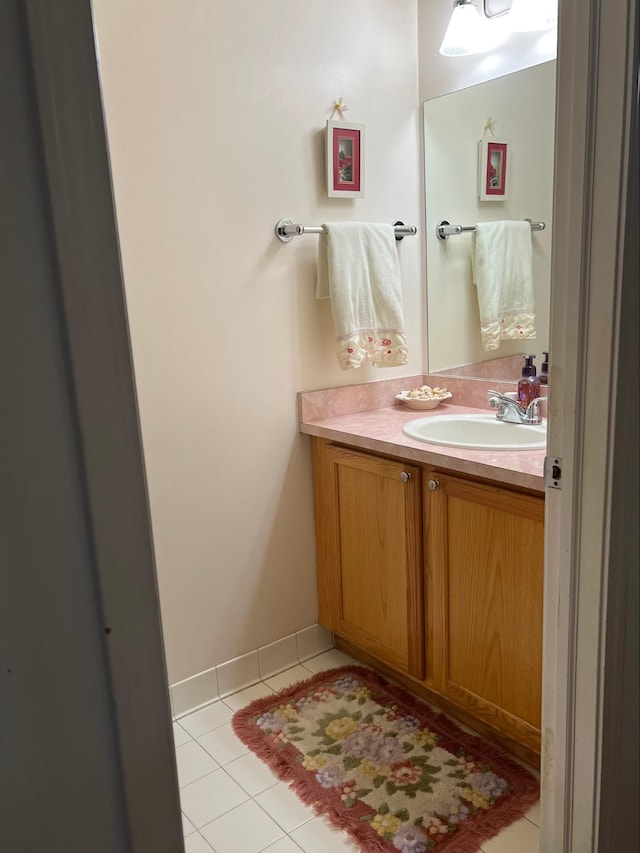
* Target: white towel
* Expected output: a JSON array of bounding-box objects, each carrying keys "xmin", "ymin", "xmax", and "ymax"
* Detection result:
[
  {"xmin": 472, "ymin": 220, "xmax": 536, "ymax": 352},
  {"xmin": 316, "ymin": 222, "xmax": 407, "ymax": 370}
]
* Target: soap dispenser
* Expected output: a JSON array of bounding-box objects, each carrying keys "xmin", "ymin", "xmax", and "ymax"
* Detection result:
[
  {"xmin": 539, "ymin": 352, "xmax": 549, "ymax": 386},
  {"xmin": 518, "ymin": 354, "xmax": 541, "ymax": 408}
]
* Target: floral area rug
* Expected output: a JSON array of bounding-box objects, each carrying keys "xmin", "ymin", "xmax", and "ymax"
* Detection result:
[{"xmin": 232, "ymin": 665, "xmax": 539, "ymax": 852}]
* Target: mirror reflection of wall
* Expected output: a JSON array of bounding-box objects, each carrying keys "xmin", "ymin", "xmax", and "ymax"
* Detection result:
[{"xmin": 424, "ymin": 60, "xmax": 556, "ymax": 379}]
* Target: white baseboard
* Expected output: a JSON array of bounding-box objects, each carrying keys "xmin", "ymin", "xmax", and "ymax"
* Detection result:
[{"xmin": 170, "ymin": 623, "xmax": 333, "ymax": 718}]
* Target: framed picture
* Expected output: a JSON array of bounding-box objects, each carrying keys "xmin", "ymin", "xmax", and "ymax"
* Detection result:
[
  {"xmin": 326, "ymin": 120, "xmax": 364, "ymax": 198},
  {"xmin": 478, "ymin": 138, "xmax": 510, "ymax": 201}
]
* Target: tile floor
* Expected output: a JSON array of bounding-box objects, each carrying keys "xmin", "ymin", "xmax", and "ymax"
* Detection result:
[{"xmin": 175, "ymin": 649, "xmax": 541, "ymax": 853}]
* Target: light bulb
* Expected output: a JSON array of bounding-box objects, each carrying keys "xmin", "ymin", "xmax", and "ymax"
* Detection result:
[{"xmin": 440, "ymin": 1, "xmax": 482, "ymax": 57}]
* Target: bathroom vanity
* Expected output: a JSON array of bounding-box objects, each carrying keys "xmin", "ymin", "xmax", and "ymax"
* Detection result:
[{"xmin": 300, "ymin": 377, "xmax": 545, "ymax": 767}]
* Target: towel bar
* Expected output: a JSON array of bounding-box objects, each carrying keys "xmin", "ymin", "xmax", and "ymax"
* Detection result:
[
  {"xmin": 275, "ymin": 218, "xmax": 417, "ymax": 243},
  {"xmin": 436, "ymin": 219, "xmax": 546, "ymax": 240}
]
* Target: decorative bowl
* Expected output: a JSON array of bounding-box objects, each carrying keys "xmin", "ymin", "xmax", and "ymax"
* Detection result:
[{"xmin": 395, "ymin": 391, "xmax": 452, "ymax": 410}]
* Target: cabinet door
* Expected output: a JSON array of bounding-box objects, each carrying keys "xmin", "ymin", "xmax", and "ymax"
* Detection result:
[
  {"xmin": 313, "ymin": 439, "xmax": 424, "ymax": 678},
  {"xmin": 426, "ymin": 471, "xmax": 544, "ymax": 751}
]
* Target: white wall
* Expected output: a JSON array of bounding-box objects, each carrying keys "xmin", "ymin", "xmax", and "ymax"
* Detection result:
[
  {"xmin": 424, "ymin": 61, "xmax": 556, "ymax": 372},
  {"xmin": 93, "ymin": 0, "xmax": 422, "ymax": 683}
]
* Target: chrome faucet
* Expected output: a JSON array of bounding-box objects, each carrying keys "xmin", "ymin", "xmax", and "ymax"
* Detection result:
[{"xmin": 487, "ymin": 390, "xmax": 546, "ymax": 425}]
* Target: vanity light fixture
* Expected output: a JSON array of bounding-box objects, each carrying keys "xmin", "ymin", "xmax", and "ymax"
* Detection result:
[
  {"xmin": 440, "ymin": 0, "xmax": 557, "ymax": 57},
  {"xmin": 439, "ymin": 0, "xmax": 508, "ymax": 57}
]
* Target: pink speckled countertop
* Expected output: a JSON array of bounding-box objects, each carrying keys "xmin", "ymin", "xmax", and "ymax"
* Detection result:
[{"xmin": 299, "ymin": 396, "xmax": 546, "ymax": 493}]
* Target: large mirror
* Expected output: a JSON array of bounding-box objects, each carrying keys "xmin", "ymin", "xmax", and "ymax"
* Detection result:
[{"xmin": 423, "ymin": 61, "xmax": 556, "ymax": 381}]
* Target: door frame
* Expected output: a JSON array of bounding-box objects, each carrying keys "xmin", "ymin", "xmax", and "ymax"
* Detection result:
[{"xmin": 542, "ymin": 0, "xmax": 638, "ymax": 850}]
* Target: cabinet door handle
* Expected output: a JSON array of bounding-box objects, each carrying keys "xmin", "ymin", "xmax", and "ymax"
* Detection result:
[
  {"xmin": 427, "ymin": 479, "xmax": 440, "ymax": 491},
  {"xmin": 399, "ymin": 472, "xmax": 412, "ymax": 483}
]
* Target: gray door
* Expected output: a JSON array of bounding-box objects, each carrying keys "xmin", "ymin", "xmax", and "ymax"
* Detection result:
[{"xmin": 0, "ymin": 2, "xmax": 183, "ymax": 850}]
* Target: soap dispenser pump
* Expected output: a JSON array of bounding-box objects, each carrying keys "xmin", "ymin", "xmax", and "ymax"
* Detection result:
[
  {"xmin": 540, "ymin": 352, "xmax": 549, "ymax": 386},
  {"xmin": 518, "ymin": 354, "xmax": 541, "ymax": 408}
]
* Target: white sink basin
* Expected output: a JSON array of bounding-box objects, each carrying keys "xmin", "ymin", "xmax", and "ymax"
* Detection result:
[{"xmin": 402, "ymin": 413, "xmax": 547, "ymax": 451}]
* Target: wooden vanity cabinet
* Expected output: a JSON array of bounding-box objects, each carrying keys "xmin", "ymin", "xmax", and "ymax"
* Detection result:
[
  {"xmin": 311, "ymin": 437, "xmax": 545, "ymax": 755},
  {"xmin": 312, "ymin": 439, "xmax": 425, "ymax": 679},
  {"xmin": 425, "ymin": 470, "xmax": 544, "ymax": 753}
]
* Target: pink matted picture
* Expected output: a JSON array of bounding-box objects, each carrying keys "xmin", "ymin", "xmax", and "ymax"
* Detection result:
[
  {"xmin": 478, "ymin": 138, "xmax": 510, "ymax": 201},
  {"xmin": 326, "ymin": 120, "xmax": 364, "ymax": 198}
]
